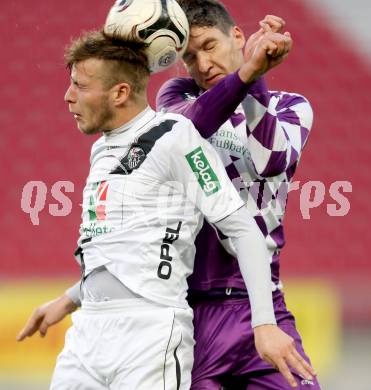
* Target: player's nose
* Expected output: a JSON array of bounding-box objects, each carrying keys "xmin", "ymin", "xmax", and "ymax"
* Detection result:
[
  {"xmin": 64, "ymin": 85, "xmax": 76, "ymax": 104},
  {"xmin": 196, "ymin": 53, "xmax": 212, "ymax": 74}
]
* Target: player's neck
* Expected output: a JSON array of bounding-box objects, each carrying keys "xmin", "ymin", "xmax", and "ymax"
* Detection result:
[{"xmin": 111, "ymin": 98, "xmax": 148, "ymax": 130}]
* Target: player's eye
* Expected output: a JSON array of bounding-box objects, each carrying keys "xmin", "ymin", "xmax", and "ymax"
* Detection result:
[
  {"xmin": 204, "ymin": 41, "xmax": 216, "ymax": 51},
  {"xmin": 73, "ymin": 81, "xmax": 87, "ymax": 90}
]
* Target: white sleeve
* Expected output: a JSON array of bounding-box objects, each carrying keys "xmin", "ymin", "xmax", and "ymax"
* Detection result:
[
  {"xmin": 65, "ymin": 281, "xmax": 81, "ymax": 307},
  {"xmin": 165, "ymin": 118, "xmax": 244, "ymax": 223},
  {"xmin": 157, "ymin": 116, "xmax": 274, "ymax": 327},
  {"xmin": 214, "ymin": 207, "xmax": 276, "ymax": 327}
]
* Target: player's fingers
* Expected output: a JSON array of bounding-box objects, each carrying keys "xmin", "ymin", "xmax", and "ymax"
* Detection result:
[
  {"xmin": 267, "ymin": 19, "xmax": 283, "ymax": 32},
  {"xmin": 248, "ymin": 28, "xmax": 265, "ymax": 44},
  {"xmin": 260, "ymin": 15, "xmax": 286, "ymax": 32},
  {"xmin": 291, "ymin": 348, "xmax": 317, "ymax": 376},
  {"xmin": 16, "ymin": 311, "xmax": 46, "ymax": 341},
  {"xmin": 260, "ymin": 38, "xmax": 278, "ymax": 56},
  {"xmin": 39, "ymin": 320, "xmax": 50, "ymax": 337},
  {"xmin": 268, "ymin": 41, "xmax": 285, "ymax": 58},
  {"xmin": 272, "ymin": 35, "xmax": 292, "ymax": 58},
  {"xmin": 285, "ymin": 352, "xmax": 314, "ymax": 382},
  {"xmin": 16, "ymin": 321, "xmax": 39, "ymax": 341},
  {"xmin": 259, "ymin": 21, "xmax": 272, "ymax": 33},
  {"xmin": 16, "ymin": 329, "xmax": 28, "ymax": 341},
  {"xmin": 275, "ymin": 358, "xmax": 298, "ymax": 388},
  {"xmin": 260, "ymin": 32, "xmax": 291, "ymax": 56},
  {"xmin": 264, "ymin": 15, "xmax": 286, "ymax": 26}
]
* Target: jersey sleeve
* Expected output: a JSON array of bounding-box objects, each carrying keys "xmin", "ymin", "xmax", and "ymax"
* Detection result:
[
  {"xmin": 239, "ymin": 86, "xmax": 314, "ymax": 177},
  {"xmin": 161, "ymin": 117, "xmax": 245, "ymax": 223},
  {"xmin": 156, "ymin": 73, "xmax": 250, "ymax": 138},
  {"xmin": 65, "ymin": 281, "xmax": 81, "ymax": 306},
  {"xmin": 214, "ymin": 207, "xmax": 276, "ymax": 327}
]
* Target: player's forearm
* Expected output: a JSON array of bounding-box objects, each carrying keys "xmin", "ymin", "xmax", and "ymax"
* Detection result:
[
  {"xmin": 214, "ymin": 207, "xmax": 276, "ymax": 327},
  {"xmin": 181, "ymin": 72, "xmax": 250, "ymax": 137},
  {"xmin": 157, "ymin": 74, "xmax": 251, "ymax": 138},
  {"xmin": 232, "ymin": 233, "xmax": 276, "ymax": 327}
]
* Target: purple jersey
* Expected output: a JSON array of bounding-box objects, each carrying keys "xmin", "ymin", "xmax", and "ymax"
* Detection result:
[{"xmin": 156, "ymin": 72, "xmax": 313, "ymax": 293}]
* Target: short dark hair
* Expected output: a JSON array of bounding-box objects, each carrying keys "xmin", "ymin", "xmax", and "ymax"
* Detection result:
[
  {"xmin": 65, "ymin": 30, "xmax": 150, "ymax": 96},
  {"xmin": 177, "ymin": 0, "xmax": 235, "ymax": 35}
]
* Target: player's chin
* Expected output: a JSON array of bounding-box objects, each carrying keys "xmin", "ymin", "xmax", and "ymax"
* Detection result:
[{"xmin": 78, "ymin": 124, "xmax": 99, "ymax": 135}]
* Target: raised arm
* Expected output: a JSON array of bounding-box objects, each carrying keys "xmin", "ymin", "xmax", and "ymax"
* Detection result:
[
  {"xmin": 156, "ymin": 72, "xmax": 251, "ymax": 138},
  {"xmin": 230, "ymin": 17, "xmax": 311, "ymax": 177},
  {"xmin": 157, "ymin": 27, "xmax": 308, "ymax": 177}
]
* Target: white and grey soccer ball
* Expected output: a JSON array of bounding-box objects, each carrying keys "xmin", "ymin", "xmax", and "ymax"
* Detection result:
[{"xmin": 104, "ymin": 0, "xmax": 189, "ymax": 73}]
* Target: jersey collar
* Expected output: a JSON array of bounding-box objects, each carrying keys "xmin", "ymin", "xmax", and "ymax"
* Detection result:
[{"xmin": 103, "ymin": 106, "xmax": 156, "ymax": 144}]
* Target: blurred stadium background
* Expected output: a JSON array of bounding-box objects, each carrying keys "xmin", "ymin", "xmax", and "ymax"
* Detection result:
[{"xmin": 1, "ymin": 0, "xmax": 370, "ymax": 389}]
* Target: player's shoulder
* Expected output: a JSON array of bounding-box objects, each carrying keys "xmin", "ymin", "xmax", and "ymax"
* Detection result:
[
  {"xmin": 150, "ymin": 110, "xmax": 199, "ymax": 148},
  {"xmin": 269, "ymin": 90, "xmax": 311, "ymax": 106},
  {"xmin": 269, "ymin": 90, "xmax": 313, "ymax": 129},
  {"xmin": 157, "ymin": 76, "xmax": 200, "ymax": 99},
  {"xmin": 89, "ymin": 136, "xmax": 105, "ymax": 159}
]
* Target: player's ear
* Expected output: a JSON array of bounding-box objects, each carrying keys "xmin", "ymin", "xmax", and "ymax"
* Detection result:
[
  {"xmin": 112, "ymin": 83, "xmax": 131, "ymax": 106},
  {"xmin": 231, "ymin": 26, "xmax": 246, "ymax": 50}
]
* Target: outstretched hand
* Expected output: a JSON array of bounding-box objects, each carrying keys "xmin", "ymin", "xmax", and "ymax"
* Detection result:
[
  {"xmin": 253, "ymin": 324, "xmax": 317, "ymax": 388},
  {"xmin": 16, "ymin": 294, "xmax": 78, "ymax": 341}
]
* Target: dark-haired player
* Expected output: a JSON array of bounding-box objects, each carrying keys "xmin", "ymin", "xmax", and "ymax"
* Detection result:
[{"xmin": 157, "ymin": 1, "xmax": 321, "ymax": 389}]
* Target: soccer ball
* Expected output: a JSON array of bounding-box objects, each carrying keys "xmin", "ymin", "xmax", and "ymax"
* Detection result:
[{"xmin": 104, "ymin": 0, "xmax": 189, "ymax": 73}]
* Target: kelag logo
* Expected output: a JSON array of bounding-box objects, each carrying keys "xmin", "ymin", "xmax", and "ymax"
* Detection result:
[{"xmin": 186, "ymin": 146, "xmax": 221, "ymax": 196}]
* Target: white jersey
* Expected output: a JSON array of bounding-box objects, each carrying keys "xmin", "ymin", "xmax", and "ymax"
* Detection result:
[{"xmin": 76, "ymin": 107, "xmax": 244, "ymax": 308}]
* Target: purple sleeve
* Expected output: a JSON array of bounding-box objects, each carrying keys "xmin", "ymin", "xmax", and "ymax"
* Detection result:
[
  {"xmin": 242, "ymin": 91, "xmax": 313, "ymax": 177},
  {"xmin": 156, "ymin": 72, "xmax": 258, "ymax": 138}
]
